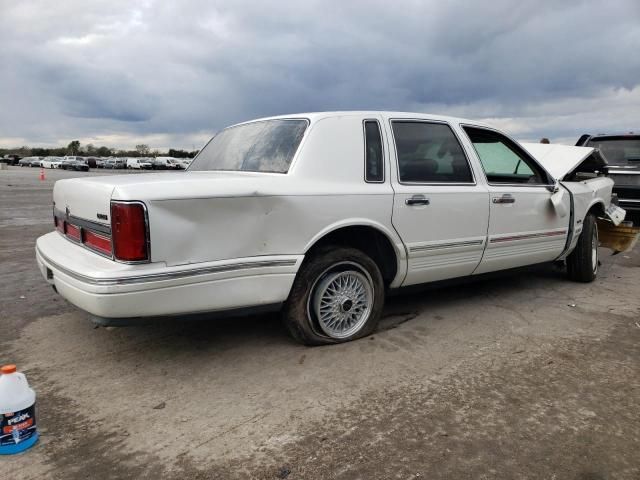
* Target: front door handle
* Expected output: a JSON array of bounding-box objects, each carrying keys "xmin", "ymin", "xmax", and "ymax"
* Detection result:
[
  {"xmin": 492, "ymin": 194, "xmax": 516, "ymax": 204},
  {"xmin": 405, "ymin": 195, "xmax": 430, "ymax": 206}
]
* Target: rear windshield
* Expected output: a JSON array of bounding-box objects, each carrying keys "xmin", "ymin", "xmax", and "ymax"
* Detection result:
[
  {"xmin": 586, "ymin": 137, "xmax": 640, "ymax": 166},
  {"xmin": 189, "ymin": 119, "xmax": 308, "ymax": 173}
]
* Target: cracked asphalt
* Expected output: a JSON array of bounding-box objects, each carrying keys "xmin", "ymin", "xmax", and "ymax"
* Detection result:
[{"xmin": 1, "ymin": 166, "xmax": 639, "ymax": 479}]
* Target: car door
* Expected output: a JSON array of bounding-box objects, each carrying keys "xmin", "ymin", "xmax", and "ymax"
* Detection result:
[
  {"xmin": 462, "ymin": 126, "xmax": 570, "ymax": 274},
  {"xmin": 387, "ymin": 119, "xmax": 490, "ymax": 286}
]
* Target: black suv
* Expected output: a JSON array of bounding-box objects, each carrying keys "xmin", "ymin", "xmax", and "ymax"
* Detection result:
[{"xmin": 577, "ymin": 133, "xmax": 640, "ymax": 224}]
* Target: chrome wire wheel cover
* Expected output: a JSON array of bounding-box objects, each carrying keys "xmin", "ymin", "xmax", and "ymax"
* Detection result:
[
  {"xmin": 310, "ymin": 263, "xmax": 374, "ymax": 339},
  {"xmin": 592, "ymin": 225, "xmax": 599, "ymax": 274}
]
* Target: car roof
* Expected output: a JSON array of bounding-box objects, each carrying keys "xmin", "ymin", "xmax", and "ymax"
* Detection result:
[{"xmin": 229, "ymin": 111, "xmax": 492, "ymax": 129}]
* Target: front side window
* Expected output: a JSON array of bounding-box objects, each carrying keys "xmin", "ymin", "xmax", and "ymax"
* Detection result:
[
  {"xmin": 364, "ymin": 120, "xmax": 384, "ymax": 182},
  {"xmin": 392, "ymin": 121, "xmax": 473, "ymax": 183},
  {"xmin": 464, "ymin": 127, "xmax": 548, "ymax": 184},
  {"xmin": 190, "ymin": 119, "xmax": 308, "ymax": 173}
]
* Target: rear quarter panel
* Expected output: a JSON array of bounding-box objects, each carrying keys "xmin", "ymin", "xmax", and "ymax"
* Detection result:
[
  {"xmin": 148, "ymin": 192, "xmax": 398, "ymax": 267},
  {"xmin": 147, "ymin": 115, "xmax": 402, "ymax": 274}
]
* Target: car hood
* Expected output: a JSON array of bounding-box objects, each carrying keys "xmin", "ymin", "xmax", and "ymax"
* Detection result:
[{"xmin": 521, "ymin": 143, "xmax": 604, "ymax": 180}]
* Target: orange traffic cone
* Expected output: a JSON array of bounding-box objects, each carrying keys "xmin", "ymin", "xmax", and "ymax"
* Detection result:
[{"xmin": 39, "ymin": 168, "xmax": 45, "ymax": 181}]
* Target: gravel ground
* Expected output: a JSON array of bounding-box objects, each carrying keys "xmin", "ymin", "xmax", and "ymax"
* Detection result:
[{"xmin": 1, "ymin": 166, "xmax": 639, "ymax": 479}]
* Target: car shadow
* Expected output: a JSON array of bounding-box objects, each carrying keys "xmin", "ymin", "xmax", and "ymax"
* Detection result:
[{"xmin": 96, "ymin": 262, "xmax": 570, "ymax": 354}]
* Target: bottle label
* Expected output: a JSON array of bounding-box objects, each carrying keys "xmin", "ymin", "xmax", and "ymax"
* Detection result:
[{"xmin": 0, "ymin": 404, "xmax": 37, "ymax": 447}]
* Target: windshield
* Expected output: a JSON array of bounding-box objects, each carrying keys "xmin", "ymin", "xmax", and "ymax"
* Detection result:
[
  {"xmin": 586, "ymin": 137, "xmax": 640, "ymax": 166},
  {"xmin": 189, "ymin": 119, "xmax": 308, "ymax": 173}
]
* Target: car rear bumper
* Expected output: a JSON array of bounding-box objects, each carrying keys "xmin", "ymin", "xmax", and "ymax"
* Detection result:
[{"xmin": 36, "ymin": 231, "xmax": 302, "ymax": 320}]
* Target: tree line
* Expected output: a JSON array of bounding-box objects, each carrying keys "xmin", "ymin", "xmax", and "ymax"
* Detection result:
[{"xmin": 1, "ymin": 141, "xmax": 199, "ymax": 159}]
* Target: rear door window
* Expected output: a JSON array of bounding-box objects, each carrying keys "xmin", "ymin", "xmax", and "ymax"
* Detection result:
[{"xmin": 391, "ymin": 121, "xmax": 473, "ymax": 183}]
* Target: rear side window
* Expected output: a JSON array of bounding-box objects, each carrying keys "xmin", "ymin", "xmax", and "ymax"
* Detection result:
[
  {"xmin": 463, "ymin": 127, "xmax": 548, "ymax": 184},
  {"xmin": 190, "ymin": 119, "xmax": 308, "ymax": 173},
  {"xmin": 364, "ymin": 120, "xmax": 384, "ymax": 182},
  {"xmin": 391, "ymin": 121, "xmax": 473, "ymax": 183}
]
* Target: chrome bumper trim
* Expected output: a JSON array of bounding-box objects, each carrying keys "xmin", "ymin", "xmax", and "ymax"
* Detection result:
[{"xmin": 37, "ymin": 248, "xmax": 297, "ymax": 287}]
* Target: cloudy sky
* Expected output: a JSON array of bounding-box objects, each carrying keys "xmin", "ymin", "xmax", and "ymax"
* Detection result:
[{"xmin": 1, "ymin": 0, "xmax": 639, "ymax": 150}]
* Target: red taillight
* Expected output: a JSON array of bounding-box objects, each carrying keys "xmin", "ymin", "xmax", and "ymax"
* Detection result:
[
  {"xmin": 110, "ymin": 202, "xmax": 148, "ymax": 262},
  {"xmin": 84, "ymin": 230, "xmax": 112, "ymax": 256},
  {"xmin": 65, "ymin": 223, "xmax": 81, "ymax": 241}
]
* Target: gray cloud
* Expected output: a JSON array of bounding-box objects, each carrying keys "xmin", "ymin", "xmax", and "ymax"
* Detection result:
[{"xmin": 1, "ymin": 0, "xmax": 639, "ymax": 149}]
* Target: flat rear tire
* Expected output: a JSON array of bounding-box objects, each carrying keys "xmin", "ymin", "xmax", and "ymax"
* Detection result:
[{"xmin": 283, "ymin": 246, "xmax": 385, "ymax": 345}]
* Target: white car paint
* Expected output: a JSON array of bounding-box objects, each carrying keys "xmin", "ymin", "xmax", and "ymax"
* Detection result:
[{"xmin": 35, "ymin": 111, "xmax": 623, "ymax": 323}]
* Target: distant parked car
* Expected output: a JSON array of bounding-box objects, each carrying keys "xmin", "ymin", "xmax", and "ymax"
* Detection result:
[
  {"xmin": 63, "ymin": 156, "xmax": 86, "ymax": 162},
  {"xmin": 577, "ymin": 133, "xmax": 640, "ymax": 224},
  {"xmin": 18, "ymin": 156, "xmax": 44, "ymax": 167},
  {"xmin": 152, "ymin": 157, "xmax": 184, "ymax": 170},
  {"xmin": 18, "ymin": 158, "xmax": 34, "ymax": 167},
  {"xmin": 127, "ymin": 158, "xmax": 153, "ymax": 170},
  {"xmin": 60, "ymin": 159, "xmax": 89, "ymax": 172},
  {"xmin": 104, "ymin": 158, "xmax": 127, "ymax": 169},
  {"xmin": 1, "ymin": 154, "xmax": 21, "ymax": 166},
  {"xmin": 85, "ymin": 157, "xmax": 98, "ymax": 168},
  {"xmin": 61, "ymin": 156, "xmax": 90, "ymax": 171},
  {"xmin": 42, "ymin": 157, "xmax": 63, "ymax": 169}
]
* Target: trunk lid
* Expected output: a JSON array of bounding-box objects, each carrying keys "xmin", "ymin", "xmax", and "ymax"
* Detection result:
[
  {"xmin": 53, "ymin": 171, "xmax": 292, "ymax": 223},
  {"xmin": 53, "ymin": 177, "xmax": 115, "ymax": 225}
]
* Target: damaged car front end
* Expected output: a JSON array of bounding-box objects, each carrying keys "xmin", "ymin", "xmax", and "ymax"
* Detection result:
[{"xmin": 523, "ymin": 142, "xmax": 638, "ymax": 254}]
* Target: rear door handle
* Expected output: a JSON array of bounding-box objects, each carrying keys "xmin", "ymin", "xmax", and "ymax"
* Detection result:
[
  {"xmin": 492, "ymin": 194, "xmax": 516, "ymax": 204},
  {"xmin": 405, "ymin": 195, "xmax": 430, "ymax": 206}
]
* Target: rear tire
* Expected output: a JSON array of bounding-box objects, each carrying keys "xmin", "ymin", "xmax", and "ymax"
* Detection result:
[
  {"xmin": 567, "ymin": 213, "xmax": 599, "ymax": 282},
  {"xmin": 283, "ymin": 246, "xmax": 385, "ymax": 345}
]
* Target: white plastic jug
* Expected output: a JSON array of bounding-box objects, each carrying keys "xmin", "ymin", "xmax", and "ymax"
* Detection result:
[{"xmin": 0, "ymin": 365, "xmax": 38, "ymax": 454}]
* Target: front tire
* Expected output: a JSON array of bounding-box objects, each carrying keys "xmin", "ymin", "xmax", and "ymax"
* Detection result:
[
  {"xmin": 283, "ymin": 246, "xmax": 385, "ymax": 345},
  {"xmin": 567, "ymin": 214, "xmax": 599, "ymax": 282}
]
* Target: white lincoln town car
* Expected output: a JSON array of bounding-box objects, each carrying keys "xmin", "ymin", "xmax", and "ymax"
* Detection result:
[{"xmin": 36, "ymin": 112, "xmax": 627, "ymax": 345}]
